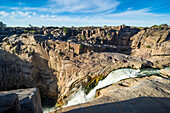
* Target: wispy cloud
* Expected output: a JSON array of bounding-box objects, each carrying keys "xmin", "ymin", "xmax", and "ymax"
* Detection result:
[
  {"xmin": 0, "ymin": 0, "xmax": 169, "ymax": 27},
  {"xmin": 0, "ymin": 11, "xmax": 9, "ymax": 18},
  {"xmin": 47, "ymin": 0, "xmax": 120, "ymax": 13},
  {"xmin": 0, "ymin": 0, "xmax": 120, "ymax": 14},
  {"xmin": 107, "ymin": 8, "xmax": 163, "ymax": 17}
]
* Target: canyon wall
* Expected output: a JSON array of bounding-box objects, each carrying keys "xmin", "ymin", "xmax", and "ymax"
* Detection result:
[{"xmin": 0, "ymin": 25, "xmax": 169, "ymax": 104}]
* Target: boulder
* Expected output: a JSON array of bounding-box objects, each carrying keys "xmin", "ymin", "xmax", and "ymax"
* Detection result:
[
  {"xmin": 0, "ymin": 93, "xmax": 20, "ymax": 113},
  {"xmin": 0, "ymin": 88, "xmax": 43, "ymax": 113}
]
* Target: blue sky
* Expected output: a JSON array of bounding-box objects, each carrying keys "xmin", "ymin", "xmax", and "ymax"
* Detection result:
[{"xmin": 0, "ymin": 0, "xmax": 170, "ymax": 27}]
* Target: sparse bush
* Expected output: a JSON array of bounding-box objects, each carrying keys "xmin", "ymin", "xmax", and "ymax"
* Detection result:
[
  {"xmin": 84, "ymin": 75, "xmax": 104, "ymax": 94},
  {"xmin": 58, "ymin": 51, "xmax": 63, "ymax": 56},
  {"xmin": 132, "ymin": 26, "xmax": 136, "ymax": 29},
  {"xmin": 24, "ymin": 30, "xmax": 28, "ymax": 33},
  {"xmin": 13, "ymin": 49, "xmax": 17, "ymax": 53},
  {"xmin": 158, "ymin": 26, "xmax": 162, "ymax": 30},
  {"xmin": 107, "ymin": 33, "xmax": 111, "ymax": 38},
  {"xmin": 63, "ymin": 27, "xmax": 70, "ymax": 34},
  {"xmin": 28, "ymin": 51, "xmax": 34, "ymax": 57},
  {"xmin": 69, "ymin": 47, "xmax": 73, "ymax": 49},
  {"xmin": 152, "ymin": 25, "xmax": 158, "ymax": 28},
  {"xmin": 7, "ymin": 41, "xmax": 10, "ymax": 45},
  {"xmin": 29, "ymin": 30, "xmax": 36, "ymax": 34},
  {"xmin": 79, "ymin": 44, "xmax": 83, "ymax": 49},
  {"xmin": 146, "ymin": 45, "xmax": 151, "ymax": 48},
  {"xmin": 81, "ymin": 35, "xmax": 86, "ymax": 41},
  {"xmin": 0, "ymin": 21, "xmax": 7, "ymax": 28},
  {"xmin": 145, "ymin": 35, "xmax": 149, "ymax": 38}
]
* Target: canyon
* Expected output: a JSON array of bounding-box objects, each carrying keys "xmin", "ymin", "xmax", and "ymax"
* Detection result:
[{"xmin": 0, "ymin": 24, "xmax": 170, "ymax": 113}]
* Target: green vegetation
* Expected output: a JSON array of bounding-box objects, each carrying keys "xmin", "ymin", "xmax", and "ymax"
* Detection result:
[
  {"xmin": 69, "ymin": 47, "xmax": 73, "ymax": 49},
  {"xmin": 138, "ymin": 27, "xmax": 143, "ymax": 30},
  {"xmin": 63, "ymin": 27, "xmax": 70, "ymax": 34},
  {"xmin": 28, "ymin": 51, "xmax": 34, "ymax": 57},
  {"xmin": 0, "ymin": 21, "xmax": 7, "ymax": 28},
  {"xmin": 152, "ymin": 25, "xmax": 158, "ymax": 28},
  {"xmin": 29, "ymin": 30, "xmax": 36, "ymax": 34},
  {"xmin": 146, "ymin": 45, "xmax": 151, "ymax": 48},
  {"xmin": 132, "ymin": 26, "xmax": 136, "ymax": 29},
  {"xmin": 79, "ymin": 44, "xmax": 83, "ymax": 49},
  {"xmin": 145, "ymin": 35, "xmax": 149, "ymax": 38},
  {"xmin": 158, "ymin": 26, "xmax": 162, "ymax": 30},
  {"xmin": 58, "ymin": 51, "xmax": 63, "ymax": 56},
  {"xmin": 55, "ymin": 103, "xmax": 63, "ymax": 109},
  {"xmin": 84, "ymin": 75, "xmax": 105, "ymax": 94},
  {"xmin": 151, "ymin": 24, "xmax": 166, "ymax": 30},
  {"xmin": 107, "ymin": 33, "xmax": 111, "ymax": 38},
  {"xmin": 7, "ymin": 41, "xmax": 10, "ymax": 45},
  {"xmin": 81, "ymin": 35, "xmax": 86, "ymax": 41},
  {"xmin": 24, "ymin": 30, "xmax": 28, "ymax": 33},
  {"xmin": 13, "ymin": 49, "xmax": 17, "ymax": 54},
  {"xmin": 80, "ymin": 27, "xmax": 84, "ymax": 30}
]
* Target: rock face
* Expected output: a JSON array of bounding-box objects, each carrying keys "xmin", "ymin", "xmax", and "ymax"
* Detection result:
[
  {"xmin": 0, "ymin": 34, "xmax": 152, "ymax": 102},
  {"xmin": 0, "ymin": 93, "xmax": 20, "ymax": 113},
  {"xmin": 0, "ymin": 34, "xmax": 58, "ymax": 98},
  {"xmin": 0, "ymin": 25, "xmax": 170, "ymax": 106},
  {"xmin": 52, "ymin": 75, "xmax": 170, "ymax": 113},
  {"xmin": 130, "ymin": 28, "xmax": 170, "ymax": 68},
  {"xmin": 0, "ymin": 88, "xmax": 43, "ymax": 113}
]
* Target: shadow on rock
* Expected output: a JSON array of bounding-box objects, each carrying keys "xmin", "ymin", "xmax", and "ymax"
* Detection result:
[{"xmin": 56, "ymin": 97, "xmax": 170, "ymax": 113}]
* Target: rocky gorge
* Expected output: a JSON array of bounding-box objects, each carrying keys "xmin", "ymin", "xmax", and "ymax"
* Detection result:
[{"xmin": 0, "ymin": 24, "xmax": 170, "ymax": 113}]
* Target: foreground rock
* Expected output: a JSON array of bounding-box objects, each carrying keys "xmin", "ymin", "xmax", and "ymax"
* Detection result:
[
  {"xmin": 0, "ymin": 88, "xmax": 43, "ymax": 113},
  {"xmin": 52, "ymin": 75, "xmax": 170, "ymax": 113},
  {"xmin": 0, "ymin": 93, "xmax": 20, "ymax": 113}
]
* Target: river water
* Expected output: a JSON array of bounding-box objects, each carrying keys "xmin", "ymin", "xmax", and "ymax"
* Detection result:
[{"xmin": 43, "ymin": 68, "xmax": 161, "ymax": 113}]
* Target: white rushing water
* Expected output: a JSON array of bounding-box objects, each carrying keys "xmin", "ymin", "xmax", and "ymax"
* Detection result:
[
  {"xmin": 65, "ymin": 68, "xmax": 160, "ymax": 107},
  {"xmin": 43, "ymin": 68, "xmax": 161, "ymax": 112}
]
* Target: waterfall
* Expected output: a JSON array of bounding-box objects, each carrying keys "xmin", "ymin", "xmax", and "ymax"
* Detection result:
[
  {"xmin": 43, "ymin": 68, "xmax": 161, "ymax": 112},
  {"xmin": 65, "ymin": 68, "xmax": 160, "ymax": 107}
]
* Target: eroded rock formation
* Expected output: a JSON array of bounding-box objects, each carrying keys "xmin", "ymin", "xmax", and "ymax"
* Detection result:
[{"xmin": 0, "ymin": 25, "xmax": 170, "ymax": 108}]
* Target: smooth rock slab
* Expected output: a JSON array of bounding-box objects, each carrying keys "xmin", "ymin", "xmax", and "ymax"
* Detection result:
[
  {"xmin": 0, "ymin": 88, "xmax": 43, "ymax": 113},
  {"xmin": 52, "ymin": 76, "xmax": 170, "ymax": 113},
  {"xmin": 160, "ymin": 69, "xmax": 170, "ymax": 77}
]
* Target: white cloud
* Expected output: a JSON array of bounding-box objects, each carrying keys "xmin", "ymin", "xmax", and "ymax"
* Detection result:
[
  {"xmin": 107, "ymin": 8, "xmax": 163, "ymax": 17},
  {"xmin": 0, "ymin": 11, "xmax": 9, "ymax": 18},
  {"xmin": 48, "ymin": 0, "xmax": 120, "ymax": 13},
  {"xmin": 127, "ymin": 7, "xmax": 132, "ymax": 10},
  {"xmin": 16, "ymin": 11, "xmax": 32, "ymax": 17},
  {"xmin": 18, "ymin": 2, "xmax": 23, "ymax": 5}
]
